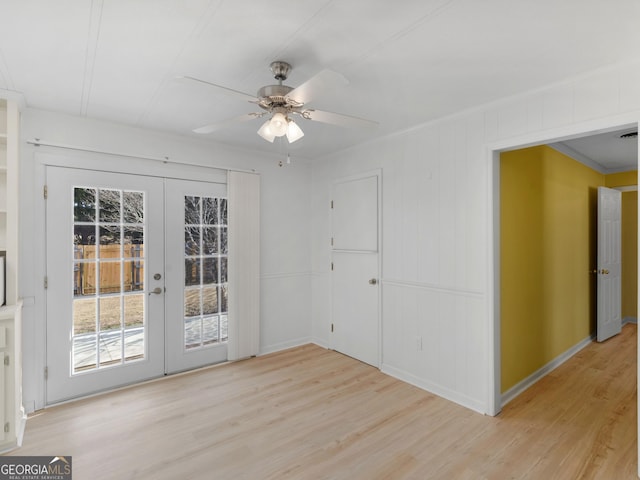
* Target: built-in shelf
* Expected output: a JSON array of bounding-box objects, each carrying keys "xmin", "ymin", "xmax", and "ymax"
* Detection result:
[{"xmin": 0, "ymin": 97, "xmax": 22, "ymax": 453}]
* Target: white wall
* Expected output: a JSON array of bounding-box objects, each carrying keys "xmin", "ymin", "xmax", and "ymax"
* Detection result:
[
  {"xmin": 16, "ymin": 59, "xmax": 640, "ymax": 417},
  {"xmin": 19, "ymin": 108, "xmax": 313, "ymax": 411},
  {"xmin": 311, "ymin": 59, "xmax": 640, "ymax": 414}
]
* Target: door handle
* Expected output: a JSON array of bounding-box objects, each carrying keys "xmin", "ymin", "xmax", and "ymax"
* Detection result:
[
  {"xmin": 369, "ymin": 278, "xmax": 377, "ymax": 285},
  {"xmin": 149, "ymin": 287, "xmax": 164, "ymax": 295},
  {"xmin": 600, "ymin": 269, "xmax": 610, "ymax": 275}
]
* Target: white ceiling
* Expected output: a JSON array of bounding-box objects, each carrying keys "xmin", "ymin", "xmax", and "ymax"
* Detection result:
[
  {"xmin": 1, "ymin": 0, "xmax": 639, "ymax": 160},
  {"xmin": 552, "ymin": 129, "xmax": 638, "ymax": 174}
]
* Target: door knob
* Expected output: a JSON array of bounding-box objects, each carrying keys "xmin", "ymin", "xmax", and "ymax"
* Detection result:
[
  {"xmin": 369, "ymin": 278, "xmax": 377, "ymax": 285},
  {"xmin": 149, "ymin": 287, "xmax": 163, "ymax": 295},
  {"xmin": 601, "ymin": 269, "xmax": 610, "ymax": 275}
]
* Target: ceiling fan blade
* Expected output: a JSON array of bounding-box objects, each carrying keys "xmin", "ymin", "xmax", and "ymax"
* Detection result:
[
  {"xmin": 303, "ymin": 109, "xmax": 378, "ymax": 130},
  {"xmin": 177, "ymin": 75, "xmax": 256, "ymax": 102},
  {"xmin": 286, "ymin": 69, "xmax": 348, "ymax": 105},
  {"xmin": 193, "ymin": 113, "xmax": 262, "ymax": 134}
]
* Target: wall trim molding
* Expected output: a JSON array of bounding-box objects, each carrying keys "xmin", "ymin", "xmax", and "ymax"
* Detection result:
[
  {"xmin": 381, "ymin": 363, "xmax": 485, "ymax": 414},
  {"xmin": 547, "ymin": 142, "xmax": 607, "ymax": 174},
  {"xmin": 259, "ymin": 337, "xmax": 313, "ymax": 356},
  {"xmin": 383, "ymin": 278, "xmax": 484, "ymax": 299},
  {"xmin": 623, "ymin": 316, "xmax": 638, "ymax": 325},
  {"xmin": 261, "ymin": 271, "xmax": 313, "ymax": 280},
  {"xmin": 311, "ymin": 339, "xmax": 330, "ymax": 350},
  {"xmin": 501, "ymin": 334, "xmax": 594, "ymax": 407}
]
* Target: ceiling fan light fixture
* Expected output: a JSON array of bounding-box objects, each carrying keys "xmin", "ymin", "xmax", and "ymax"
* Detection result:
[
  {"xmin": 257, "ymin": 119, "xmax": 276, "ymax": 143},
  {"xmin": 189, "ymin": 60, "xmax": 378, "ymax": 148},
  {"xmin": 269, "ymin": 112, "xmax": 288, "ymax": 137},
  {"xmin": 286, "ymin": 119, "xmax": 304, "ymax": 143}
]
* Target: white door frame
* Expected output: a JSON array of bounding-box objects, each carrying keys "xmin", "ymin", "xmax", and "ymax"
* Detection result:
[
  {"xmin": 330, "ymin": 169, "xmax": 383, "ymax": 368},
  {"xmin": 487, "ymin": 115, "xmax": 639, "ymax": 419}
]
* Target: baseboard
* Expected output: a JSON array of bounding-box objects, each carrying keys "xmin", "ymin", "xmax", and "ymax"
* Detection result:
[
  {"xmin": 16, "ymin": 408, "xmax": 27, "ymax": 447},
  {"xmin": 501, "ymin": 334, "xmax": 594, "ymax": 407},
  {"xmin": 258, "ymin": 337, "xmax": 313, "ymax": 356},
  {"xmin": 310, "ymin": 338, "xmax": 330, "ymax": 350},
  {"xmin": 623, "ymin": 316, "xmax": 637, "ymax": 325},
  {"xmin": 0, "ymin": 408, "xmax": 27, "ymax": 454},
  {"xmin": 381, "ymin": 364, "xmax": 486, "ymax": 414}
]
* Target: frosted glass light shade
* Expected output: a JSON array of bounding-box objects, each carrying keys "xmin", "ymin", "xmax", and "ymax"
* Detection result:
[
  {"xmin": 258, "ymin": 114, "xmax": 305, "ymax": 143},
  {"xmin": 286, "ymin": 120, "xmax": 304, "ymax": 143},
  {"xmin": 269, "ymin": 113, "xmax": 288, "ymax": 136},
  {"xmin": 257, "ymin": 119, "xmax": 276, "ymax": 142}
]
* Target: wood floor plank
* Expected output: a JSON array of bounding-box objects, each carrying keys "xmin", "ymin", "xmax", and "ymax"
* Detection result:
[{"xmin": 5, "ymin": 327, "xmax": 637, "ymax": 479}]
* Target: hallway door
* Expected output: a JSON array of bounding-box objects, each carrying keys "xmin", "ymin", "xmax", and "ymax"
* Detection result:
[{"xmin": 597, "ymin": 186, "xmax": 622, "ymax": 342}]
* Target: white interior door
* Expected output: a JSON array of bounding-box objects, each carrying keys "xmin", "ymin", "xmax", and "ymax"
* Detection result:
[
  {"xmin": 331, "ymin": 173, "xmax": 380, "ymax": 367},
  {"xmin": 165, "ymin": 179, "xmax": 228, "ymax": 373},
  {"xmin": 46, "ymin": 167, "xmax": 165, "ymax": 404},
  {"xmin": 597, "ymin": 186, "xmax": 622, "ymax": 342}
]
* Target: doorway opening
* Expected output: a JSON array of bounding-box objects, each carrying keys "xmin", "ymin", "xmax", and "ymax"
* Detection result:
[
  {"xmin": 490, "ymin": 124, "xmax": 638, "ymax": 415},
  {"xmin": 499, "ymin": 140, "xmax": 637, "ymax": 404}
]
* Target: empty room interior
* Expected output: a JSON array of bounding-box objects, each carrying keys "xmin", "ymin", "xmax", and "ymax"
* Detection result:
[{"xmin": 1, "ymin": 1, "xmax": 640, "ymax": 478}]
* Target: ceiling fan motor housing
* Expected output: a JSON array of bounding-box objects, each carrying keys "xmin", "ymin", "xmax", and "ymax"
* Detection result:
[
  {"xmin": 256, "ymin": 84, "xmax": 301, "ymax": 111},
  {"xmin": 270, "ymin": 61, "xmax": 291, "ymax": 81}
]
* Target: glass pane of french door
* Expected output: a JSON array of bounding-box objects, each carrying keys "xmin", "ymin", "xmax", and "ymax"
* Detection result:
[
  {"xmin": 46, "ymin": 167, "xmax": 165, "ymax": 404},
  {"xmin": 72, "ymin": 186, "xmax": 146, "ymax": 372},
  {"xmin": 165, "ymin": 178, "xmax": 228, "ymax": 373},
  {"xmin": 183, "ymin": 195, "xmax": 228, "ymax": 349}
]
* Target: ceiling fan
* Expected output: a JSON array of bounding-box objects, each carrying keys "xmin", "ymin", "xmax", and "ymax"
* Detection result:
[{"xmin": 183, "ymin": 61, "xmax": 378, "ymax": 143}]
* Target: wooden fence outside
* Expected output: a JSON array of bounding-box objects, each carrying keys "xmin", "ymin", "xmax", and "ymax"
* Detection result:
[{"xmin": 74, "ymin": 245, "xmax": 144, "ymax": 295}]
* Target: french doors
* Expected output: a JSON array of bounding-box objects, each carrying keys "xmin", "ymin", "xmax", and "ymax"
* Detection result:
[{"xmin": 45, "ymin": 167, "xmax": 227, "ymax": 404}]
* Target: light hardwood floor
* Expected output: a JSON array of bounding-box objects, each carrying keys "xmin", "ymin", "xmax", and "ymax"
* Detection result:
[{"xmin": 6, "ymin": 324, "xmax": 638, "ymax": 479}]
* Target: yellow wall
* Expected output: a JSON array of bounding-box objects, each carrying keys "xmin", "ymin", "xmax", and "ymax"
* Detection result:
[
  {"xmin": 606, "ymin": 172, "xmax": 638, "ymax": 320},
  {"xmin": 501, "ymin": 145, "xmax": 638, "ymax": 393},
  {"xmin": 605, "ymin": 171, "xmax": 637, "ymax": 187},
  {"xmin": 621, "ymin": 191, "xmax": 638, "ymax": 319},
  {"xmin": 501, "ymin": 146, "xmax": 604, "ymax": 393}
]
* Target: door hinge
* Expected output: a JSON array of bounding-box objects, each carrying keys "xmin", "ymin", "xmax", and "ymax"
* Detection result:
[
  {"xmin": 4, "ymin": 423, "xmax": 9, "ymax": 433},
  {"xmin": 44, "ymin": 276, "xmax": 48, "ymax": 289},
  {"xmin": 331, "ymin": 262, "xmax": 334, "ymax": 271},
  {"xmin": 331, "ymin": 323, "xmax": 334, "ymax": 333},
  {"xmin": 43, "ymin": 185, "xmax": 48, "ymax": 199},
  {"xmin": 3, "ymin": 355, "xmax": 8, "ymax": 366},
  {"xmin": 330, "ymin": 200, "xmax": 334, "ymax": 209},
  {"xmin": 330, "ymin": 237, "xmax": 334, "ymax": 246},
  {"xmin": 44, "ymin": 367, "xmax": 48, "ymax": 380}
]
